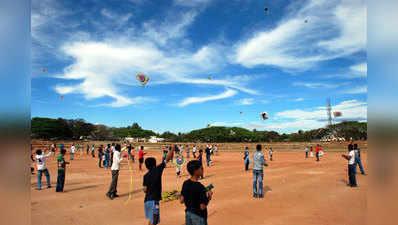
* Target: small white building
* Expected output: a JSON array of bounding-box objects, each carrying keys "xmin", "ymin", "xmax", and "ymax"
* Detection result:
[{"xmin": 148, "ymin": 136, "xmax": 165, "ymax": 143}]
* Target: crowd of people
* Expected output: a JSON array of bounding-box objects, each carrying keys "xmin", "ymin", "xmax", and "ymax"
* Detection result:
[{"xmin": 31, "ymin": 141, "xmax": 366, "ymax": 225}]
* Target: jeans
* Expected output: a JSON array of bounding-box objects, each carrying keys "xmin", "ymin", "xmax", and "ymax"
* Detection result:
[
  {"xmin": 354, "ymin": 157, "xmax": 365, "ymax": 174},
  {"xmin": 98, "ymin": 155, "xmax": 102, "ymax": 168},
  {"xmin": 104, "ymin": 155, "xmax": 109, "ymax": 168},
  {"xmin": 56, "ymin": 170, "xmax": 65, "ymax": 192},
  {"xmin": 316, "ymin": 152, "xmax": 319, "ymax": 161},
  {"xmin": 37, "ymin": 169, "xmax": 51, "ymax": 189},
  {"xmin": 348, "ymin": 164, "xmax": 357, "ymax": 186},
  {"xmin": 253, "ymin": 169, "xmax": 263, "ymax": 195},
  {"xmin": 107, "ymin": 170, "xmax": 119, "ymax": 196},
  {"xmin": 70, "ymin": 152, "xmax": 74, "ymax": 160},
  {"xmin": 305, "ymin": 152, "xmax": 308, "ymax": 158},
  {"xmin": 185, "ymin": 211, "xmax": 207, "ymax": 225},
  {"xmin": 145, "ymin": 201, "xmax": 160, "ymax": 225},
  {"xmin": 245, "ymin": 159, "xmax": 249, "ymax": 171},
  {"xmin": 206, "ymin": 155, "xmax": 211, "ymax": 167}
]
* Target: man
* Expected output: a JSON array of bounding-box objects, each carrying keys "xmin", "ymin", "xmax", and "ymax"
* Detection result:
[
  {"xmin": 315, "ymin": 144, "xmax": 322, "ymax": 162},
  {"xmin": 253, "ymin": 144, "xmax": 268, "ymax": 198},
  {"xmin": 205, "ymin": 145, "xmax": 211, "ymax": 167},
  {"xmin": 106, "ymin": 144, "xmax": 123, "ymax": 199},
  {"xmin": 305, "ymin": 146, "xmax": 309, "ymax": 158},
  {"xmin": 98, "ymin": 145, "xmax": 104, "ymax": 168},
  {"xmin": 353, "ymin": 143, "xmax": 366, "ymax": 175},
  {"xmin": 70, "ymin": 144, "xmax": 75, "ymax": 160},
  {"xmin": 36, "ymin": 149, "xmax": 52, "ymax": 190},
  {"xmin": 342, "ymin": 144, "xmax": 357, "ymax": 187}
]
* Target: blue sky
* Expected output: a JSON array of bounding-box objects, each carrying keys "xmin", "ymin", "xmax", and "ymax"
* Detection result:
[{"xmin": 31, "ymin": 0, "xmax": 367, "ymax": 134}]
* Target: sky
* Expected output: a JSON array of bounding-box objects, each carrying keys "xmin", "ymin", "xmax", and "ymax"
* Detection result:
[{"xmin": 30, "ymin": 0, "xmax": 367, "ymax": 134}]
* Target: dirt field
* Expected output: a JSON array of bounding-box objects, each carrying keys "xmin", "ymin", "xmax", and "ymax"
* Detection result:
[{"xmin": 31, "ymin": 145, "xmax": 367, "ymax": 225}]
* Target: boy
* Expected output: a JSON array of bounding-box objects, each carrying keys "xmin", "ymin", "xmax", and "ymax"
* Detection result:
[
  {"xmin": 35, "ymin": 149, "xmax": 52, "ymax": 190},
  {"xmin": 342, "ymin": 144, "xmax": 357, "ymax": 187},
  {"xmin": 56, "ymin": 149, "xmax": 70, "ymax": 192},
  {"xmin": 180, "ymin": 160, "xmax": 213, "ymax": 225},
  {"xmin": 253, "ymin": 144, "xmax": 268, "ymax": 198},
  {"xmin": 315, "ymin": 144, "xmax": 322, "ymax": 162},
  {"xmin": 139, "ymin": 146, "xmax": 146, "ymax": 171},
  {"xmin": 143, "ymin": 146, "xmax": 174, "ymax": 225},
  {"xmin": 98, "ymin": 145, "xmax": 104, "ymax": 168},
  {"xmin": 192, "ymin": 145, "xmax": 197, "ymax": 158},
  {"xmin": 91, "ymin": 145, "xmax": 95, "ymax": 158},
  {"xmin": 197, "ymin": 148, "xmax": 204, "ymax": 179},
  {"xmin": 354, "ymin": 143, "xmax": 366, "ymax": 175},
  {"xmin": 106, "ymin": 144, "xmax": 124, "ymax": 199},
  {"xmin": 205, "ymin": 145, "xmax": 211, "ymax": 167},
  {"xmin": 186, "ymin": 145, "xmax": 190, "ymax": 159},
  {"xmin": 305, "ymin": 146, "xmax": 309, "ymax": 158},
  {"xmin": 268, "ymin": 148, "xmax": 273, "ymax": 161}
]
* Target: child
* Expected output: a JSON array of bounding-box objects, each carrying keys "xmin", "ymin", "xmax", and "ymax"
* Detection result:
[
  {"xmin": 139, "ymin": 146, "xmax": 146, "ymax": 171},
  {"xmin": 180, "ymin": 160, "xmax": 213, "ymax": 225},
  {"xmin": 56, "ymin": 149, "xmax": 70, "ymax": 192},
  {"xmin": 244, "ymin": 147, "xmax": 250, "ymax": 171},
  {"xmin": 162, "ymin": 147, "xmax": 168, "ymax": 162},
  {"xmin": 253, "ymin": 144, "xmax": 268, "ymax": 198},
  {"xmin": 315, "ymin": 144, "xmax": 322, "ymax": 162},
  {"xmin": 197, "ymin": 148, "xmax": 204, "ymax": 179},
  {"xmin": 91, "ymin": 145, "xmax": 95, "ymax": 158},
  {"xmin": 192, "ymin": 145, "xmax": 197, "ymax": 158},
  {"xmin": 186, "ymin": 145, "xmax": 190, "ymax": 159},
  {"xmin": 310, "ymin": 146, "xmax": 314, "ymax": 157},
  {"xmin": 86, "ymin": 144, "xmax": 90, "ymax": 155},
  {"xmin": 35, "ymin": 149, "xmax": 52, "ymax": 190},
  {"xmin": 305, "ymin": 146, "xmax": 309, "ymax": 158},
  {"xmin": 106, "ymin": 144, "xmax": 124, "ymax": 200},
  {"xmin": 142, "ymin": 147, "xmax": 174, "ymax": 225},
  {"xmin": 205, "ymin": 145, "xmax": 211, "ymax": 167},
  {"xmin": 342, "ymin": 144, "xmax": 357, "ymax": 187},
  {"xmin": 268, "ymin": 148, "xmax": 273, "ymax": 161},
  {"xmin": 104, "ymin": 145, "xmax": 110, "ymax": 169},
  {"xmin": 214, "ymin": 144, "xmax": 218, "ymax": 156}
]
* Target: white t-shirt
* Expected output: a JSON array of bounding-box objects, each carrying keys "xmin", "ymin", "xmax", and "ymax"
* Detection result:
[
  {"xmin": 111, "ymin": 151, "xmax": 123, "ymax": 170},
  {"xmin": 348, "ymin": 150, "xmax": 355, "ymax": 165},
  {"xmin": 305, "ymin": 147, "xmax": 309, "ymax": 152},
  {"xmin": 193, "ymin": 147, "xmax": 196, "ymax": 152},
  {"xmin": 71, "ymin": 145, "xmax": 75, "ymax": 153},
  {"xmin": 36, "ymin": 152, "xmax": 52, "ymax": 170}
]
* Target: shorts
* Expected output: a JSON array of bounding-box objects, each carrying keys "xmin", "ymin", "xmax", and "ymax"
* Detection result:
[
  {"xmin": 186, "ymin": 211, "xmax": 207, "ymax": 225},
  {"xmin": 144, "ymin": 201, "xmax": 160, "ymax": 225},
  {"xmin": 139, "ymin": 158, "xmax": 144, "ymax": 164}
]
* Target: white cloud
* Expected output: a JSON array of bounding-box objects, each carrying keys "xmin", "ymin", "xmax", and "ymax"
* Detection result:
[
  {"xmin": 236, "ymin": 98, "xmax": 254, "ymax": 105},
  {"xmin": 343, "ymin": 85, "xmax": 367, "ymax": 94},
  {"xmin": 178, "ymin": 89, "xmax": 237, "ymax": 107},
  {"xmin": 295, "ymin": 98, "xmax": 304, "ymax": 102},
  {"xmin": 210, "ymin": 121, "xmax": 241, "ymax": 127},
  {"xmin": 174, "ymin": 0, "xmax": 212, "ymax": 7},
  {"xmin": 234, "ymin": 0, "xmax": 366, "ymax": 70},
  {"xmin": 245, "ymin": 99, "xmax": 367, "ymax": 133},
  {"xmin": 293, "ymin": 82, "xmax": 339, "ymax": 89}
]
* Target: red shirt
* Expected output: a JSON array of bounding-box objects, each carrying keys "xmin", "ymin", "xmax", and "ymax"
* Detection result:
[
  {"xmin": 139, "ymin": 150, "xmax": 144, "ymax": 159},
  {"xmin": 315, "ymin": 146, "xmax": 322, "ymax": 153}
]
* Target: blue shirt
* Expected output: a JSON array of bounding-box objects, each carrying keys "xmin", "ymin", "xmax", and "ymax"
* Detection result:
[{"xmin": 253, "ymin": 151, "xmax": 266, "ymax": 171}]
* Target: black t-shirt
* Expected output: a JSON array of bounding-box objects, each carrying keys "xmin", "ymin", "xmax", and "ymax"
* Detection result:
[
  {"xmin": 143, "ymin": 162, "xmax": 166, "ymax": 202},
  {"xmin": 205, "ymin": 148, "xmax": 211, "ymax": 156},
  {"xmin": 181, "ymin": 179, "xmax": 209, "ymax": 219}
]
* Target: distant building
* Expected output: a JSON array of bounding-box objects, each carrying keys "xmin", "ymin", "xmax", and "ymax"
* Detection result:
[{"xmin": 148, "ymin": 136, "xmax": 164, "ymax": 143}]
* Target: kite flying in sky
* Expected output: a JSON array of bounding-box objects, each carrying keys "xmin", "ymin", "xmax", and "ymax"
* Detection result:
[{"xmin": 136, "ymin": 73, "xmax": 149, "ymax": 86}]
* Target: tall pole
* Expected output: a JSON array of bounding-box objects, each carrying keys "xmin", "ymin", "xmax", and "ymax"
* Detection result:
[{"xmin": 326, "ymin": 98, "xmax": 332, "ymax": 127}]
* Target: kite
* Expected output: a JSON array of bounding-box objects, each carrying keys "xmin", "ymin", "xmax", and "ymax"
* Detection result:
[
  {"xmin": 208, "ymin": 76, "xmax": 211, "ymax": 80},
  {"xmin": 42, "ymin": 68, "xmax": 47, "ymax": 72},
  {"xmin": 240, "ymin": 111, "xmax": 243, "ymax": 114},
  {"xmin": 261, "ymin": 112, "xmax": 269, "ymax": 120},
  {"xmin": 304, "ymin": 19, "xmax": 308, "ymax": 23},
  {"xmin": 60, "ymin": 95, "xmax": 64, "ymax": 100},
  {"xmin": 333, "ymin": 112, "xmax": 342, "ymax": 117},
  {"xmin": 264, "ymin": 7, "xmax": 269, "ymax": 12},
  {"xmin": 136, "ymin": 73, "xmax": 149, "ymax": 86}
]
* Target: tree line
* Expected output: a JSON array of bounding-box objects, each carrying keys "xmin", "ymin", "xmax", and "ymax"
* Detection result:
[{"xmin": 31, "ymin": 117, "xmax": 367, "ymax": 142}]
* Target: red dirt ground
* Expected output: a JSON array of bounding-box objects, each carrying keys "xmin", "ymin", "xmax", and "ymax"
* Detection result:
[{"xmin": 31, "ymin": 149, "xmax": 367, "ymax": 225}]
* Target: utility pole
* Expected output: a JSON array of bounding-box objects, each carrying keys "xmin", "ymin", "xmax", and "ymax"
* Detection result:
[{"xmin": 326, "ymin": 98, "xmax": 332, "ymax": 127}]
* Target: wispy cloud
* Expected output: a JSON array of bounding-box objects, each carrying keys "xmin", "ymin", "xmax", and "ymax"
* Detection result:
[
  {"xmin": 294, "ymin": 97, "xmax": 305, "ymax": 102},
  {"xmin": 343, "ymin": 85, "xmax": 367, "ymax": 94},
  {"xmin": 293, "ymin": 82, "xmax": 339, "ymax": 89},
  {"xmin": 178, "ymin": 89, "xmax": 237, "ymax": 107},
  {"xmin": 236, "ymin": 98, "xmax": 254, "ymax": 105},
  {"xmin": 234, "ymin": 0, "xmax": 366, "ymax": 70}
]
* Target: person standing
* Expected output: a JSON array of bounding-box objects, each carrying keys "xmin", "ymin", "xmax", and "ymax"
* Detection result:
[
  {"xmin": 198, "ymin": 148, "xmax": 204, "ymax": 179},
  {"xmin": 342, "ymin": 144, "xmax": 357, "ymax": 187},
  {"xmin": 106, "ymin": 144, "xmax": 124, "ymax": 200},
  {"xmin": 35, "ymin": 149, "xmax": 52, "ymax": 190},
  {"xmin": 310, "ymin": 146, "xmax": 314, "ymax": 157},
  {"xmin": 91, "ymin": 145, "xmax": 95, "ymax": 158},
  {"xmin": 192, "ymin": 145, "xmax": 197, "ymax": 158},
  {"xmin": 104, "ymin": 145, "xmax": 110, "ymax": 169},
  {"xmin": 214, "ymin": 144, "xmax": 219, "ymax": 156},
  {"xmin": 268, "ymin": 148, "xmax": 273, "ymax": 161},
  {"xmin": 186, "ymin": 145, "xmax": 190, "ymax": 159},
  {"xmin": 205, "ymin": 145, "xmax": 211, "ymax": 167},
  {"xmin": 139, "ymin": 146, "xmax": 146, "ymax": 171},
  {"xmin": 180, "ymin": 160, "xmax": 213, "ymax": 225},
  {"xmin": 70, "ymin": 144, "xmax": 75, "ymax": 160},
  {"xmin": 253, "ymin": 144, "xmax": 268, "ymax": 198},
  {"xmin": 98, "ymin": 145, "xmax": 104, "ymax": 168},
  {"xmin": 353, "ymin": 143, "xmax": 366, "ymax": 175},
  {"xmin": 315, "ymin": 144, "xmax": 322, "ymax": 162},
  {"xmin": 56, "ymin": 149, "xmax": 69, "ymax": 192},
  {"xmin": 86, "ymin": 144, "xmax": 90, "ymax": 155},
  {"xmin": 244, "ymin": 147, "xmax": 250, "ymax": 171},
  {"xmin": 305, "ymin": 146, "xmax": 309, "ymax": 158}
]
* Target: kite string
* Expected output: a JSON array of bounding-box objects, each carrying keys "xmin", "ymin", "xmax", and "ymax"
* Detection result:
[{"xmin": 124, "ymin": 151, "xmax": 133, "ymax": 205}]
